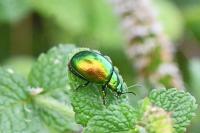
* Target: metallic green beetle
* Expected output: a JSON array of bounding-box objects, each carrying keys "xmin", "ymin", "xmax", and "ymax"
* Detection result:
[{"xmin": 68, "ymin": 50, "xmax": 134, "ymax": 104}]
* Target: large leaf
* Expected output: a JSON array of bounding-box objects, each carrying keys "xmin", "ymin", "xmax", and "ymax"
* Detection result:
[
  {"xmin": 0, "ymin": 44, "xmax": 81, "ymax": 133},
  {"xmin": 28, "ymin": 44, "xmax": 80, "ymax": 132},
  {"xmin": 0, "ymin": 68, "xmax": 49, "ymax": 133}
]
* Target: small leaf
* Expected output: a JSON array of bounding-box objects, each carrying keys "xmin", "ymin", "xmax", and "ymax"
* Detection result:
[
  {"xmin": 149, "ymin": 88, "xmax": 198, "ymax": 133},
  {"xmin": 134, "ymin": 98, "xmax": 174, "ymax": 133},
  {"xmin": 143, "ymin": 104, "xmax": 173, "ymax": 133},
  {"xmin": 84, "ymin": 104, "xmax": 137, "ymax": 133}
]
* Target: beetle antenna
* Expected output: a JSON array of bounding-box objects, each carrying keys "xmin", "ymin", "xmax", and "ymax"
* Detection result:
[
  {"xmin": 121, "ymin": 91, "xmax": 136, "ymax": 95},
  {"xmin": 127, "ymin": 83, "xmax": 144, "ymax": 89},
  {"xmin": 126, "ymin": 91, "xmax": 136, "ymax": 95}
]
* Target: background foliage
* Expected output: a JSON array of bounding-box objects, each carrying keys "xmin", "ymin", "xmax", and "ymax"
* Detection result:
[{"xmin": 0, "ymin": 0, "xmax": 200, "ymax": 132}]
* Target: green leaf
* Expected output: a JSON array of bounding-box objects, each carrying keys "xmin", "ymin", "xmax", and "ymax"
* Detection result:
[
  {"xmin": 68, "ymin": 48, "xmax": 129, "ymax": 126},
  {"xmin": 149, "ymin": 88, "xmax": 198, "ymax": 133},
  {"xmin": 0, "ymin": 67, "xmax": 49, "ymax": 133},
  {"xmin": 0, "ymin": 0, "xmax": 31, "ymax": 22},
  {"xmin": 84, "ymin": 104, "xmax": 137, "ymax": 133},
  {"xmin": 28, "ymin": 44, "xmax": 80, "ymax": 132}
]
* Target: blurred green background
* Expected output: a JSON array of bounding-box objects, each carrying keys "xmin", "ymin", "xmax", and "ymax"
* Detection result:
[{"xmin": 0, "ymin": 0, "xmax": 200, "ymax": 132}]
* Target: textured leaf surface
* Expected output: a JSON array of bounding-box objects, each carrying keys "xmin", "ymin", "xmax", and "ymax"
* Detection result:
[
  {"xmin": 149, "ymin": 88, "xmax": 197, "ymax": 133},
  {"xmin": 29, "ymin": 44, "xmax": 75, "ymax": 92},
  {"xmin": 70, "ymin": 83, "xmax": 104, "ymax": 126},
  {"xmin": 84, "ymin": 104, "xmax": 137, "ymax": 133},
  {"xmin": 0, "ymin": 68, "xmax": 49, "ymax": 133}
]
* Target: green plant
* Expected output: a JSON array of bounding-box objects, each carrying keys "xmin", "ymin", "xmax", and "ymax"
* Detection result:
[{"xmin": 0, "ymin": 44, "xmax": 197, "ymax": 133}]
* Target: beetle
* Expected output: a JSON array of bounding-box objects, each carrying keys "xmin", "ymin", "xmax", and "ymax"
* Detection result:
[{"xmin": 68, "ymin": 50, "xmax": 135, "ymax": 104}]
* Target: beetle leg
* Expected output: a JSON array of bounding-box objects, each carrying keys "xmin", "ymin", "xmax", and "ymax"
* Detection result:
[
  {"xmin": 102, "ymin": 85, "xmax": 107, "ymax": 105},
  {"xmin": 116, "ymin": 92, "xmax": 121, "ymax": 98},
  {"xmin": 76, "ymin": 81, "xmax": 90, "ymax": 90}
]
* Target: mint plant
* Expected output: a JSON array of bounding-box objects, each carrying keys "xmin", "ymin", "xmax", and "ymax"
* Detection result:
[{"xmin": 0, "ymin": 44, "xmax": 197, "ymax": 133}]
